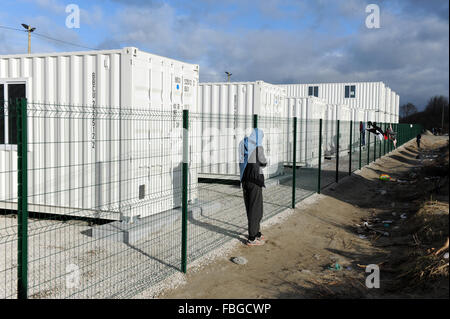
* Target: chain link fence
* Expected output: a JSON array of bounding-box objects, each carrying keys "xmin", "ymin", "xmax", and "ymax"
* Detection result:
[{"xmin": 0, "ymin": 98, "xmax": 422, "ymax": 298}]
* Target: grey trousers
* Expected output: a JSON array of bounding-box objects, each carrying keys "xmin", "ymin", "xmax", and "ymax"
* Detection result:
[{"xmin": 242, "ymin": 181, "xmax": 263, "ymax": 240}]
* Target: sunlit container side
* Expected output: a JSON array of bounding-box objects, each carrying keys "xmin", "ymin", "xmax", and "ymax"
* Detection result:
[
  {"xmin": 395, "ymin": 94, "xmax": 400, "ymax": 123},
  {"xmin": 284, "ymin": 96, "xmax": 326, "ymax": 166},
  {"xmin": 390, "ymin": 90, "xmax": 396, "ymax": 123},
  {"xmin": 0, "ymin": 47, "xmax": 199, "ymax": 220},
  {"xmin": 322, "ymin": 104, "xmax": 335, "ymax": 157},
  {"xmin": 376, "ymin": 111, "xmax": 385, "ymax": 123},
  {"xmin": 280, "ymin": 81, "xmax": 386, "ymax": 110},
  {"xmin": 352, "ymin": 108, "xmax": 365, "ymax": 123},
  {"xmin": 321, "ymin": 104, "xmax": 346, "ymax": 157},
  {"xmin": 280, "ymin": 81, "xmax": 399, "ymax": 122},
  {"xmin": 385, "ymin": 87, "xmax": 392, "ymax": 116},
  {"xmin": 365, "ymin": 109, "xmax": 376, "ymax": 123},
  {"xmin": 198, "ymin": 81, "xmax": 286, "ymax": 179}
]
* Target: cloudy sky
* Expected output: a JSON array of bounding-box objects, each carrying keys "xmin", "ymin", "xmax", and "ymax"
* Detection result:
[{"xmin": 0, "ymin": 0, "xmax": 448, "ymax": 110}]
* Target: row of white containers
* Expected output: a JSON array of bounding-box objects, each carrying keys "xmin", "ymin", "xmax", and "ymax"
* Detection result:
[
  {"xmin": 280, "ymin": 82, "xmax": 400, "ymax": 124},
  {"xmin": 284, "ymin": 97, "xmax": 361, "ymax": 166},
  {"xmin": 197, "ymin": 82, "xmax": 384, "ymax": 172},
  {"xmin": 0, "ymin": 47, "xmax": 200, "ymax": 220},
  {"xmin": 197, "ymin": 81, "xmax": 285, "ymax": 178},
  {"xmin": 0, "ymin": 47, "xmax": 400, "ymax": 220}
]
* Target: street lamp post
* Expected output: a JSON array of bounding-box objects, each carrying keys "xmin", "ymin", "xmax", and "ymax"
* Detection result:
[
  {"xmin": 225, "ymin": 71, "xmax": 232, "ymax": 82},
  {"xmin": 21, "ymin": 24, "xmax": 36, "ymax": 54}
]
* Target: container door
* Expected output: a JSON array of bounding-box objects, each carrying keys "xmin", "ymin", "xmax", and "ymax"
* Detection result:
[
  {"xmin": 0, "ymin": 82, "xmax": 26, "ymax": 205},
  {"xmin": 6, "ymin": 83, "xmax": 26, "ymax": 145}
]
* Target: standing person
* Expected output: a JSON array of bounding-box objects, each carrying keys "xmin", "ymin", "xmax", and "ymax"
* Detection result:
[
  {"xmin": 416, "ymin": 133, "xmax": 422, "ymax": 149},
  {"xmin": 239, "ymin": 128, "xmax": 267, "ymax": 246},
  {"xmin": 386, "ymin": 124, "xmax": 397, "ymax": 149},
  {"xmin": 360, "ymin": 121, "xmax": 366, "ymax": 146}
]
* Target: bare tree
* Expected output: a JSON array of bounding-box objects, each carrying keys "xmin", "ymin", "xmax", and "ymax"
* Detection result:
[{"xmin": 400, "ymin": 102, "xmax": 418, "ymax": 118}]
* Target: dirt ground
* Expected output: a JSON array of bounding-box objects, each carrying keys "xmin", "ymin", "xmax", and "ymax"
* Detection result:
[{"xmin": 159, "ymin": 133, "xmax": 449, "ymax": 299}]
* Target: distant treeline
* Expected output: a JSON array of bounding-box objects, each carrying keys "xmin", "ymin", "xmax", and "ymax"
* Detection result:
[{"xmin": 400, "ymin": 96, "xmax": 449, "ymax": 133}]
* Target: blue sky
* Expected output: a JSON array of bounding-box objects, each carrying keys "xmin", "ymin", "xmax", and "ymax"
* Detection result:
[{"xmin": 0, "ymin": 0, "xmax": 448, "ymax": 110}]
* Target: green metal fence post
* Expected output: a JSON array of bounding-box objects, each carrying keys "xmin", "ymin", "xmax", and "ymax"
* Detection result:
[
  {"xmin": 386, "ymin": 122, "xmax": 388, "ymax": 154},
  {"xmin": 367, "ymin": 124, "xmax": 370, "ymax": 165},
  {"xmin": 292, "ymin": 117, "xmax": 297, "ymax": 208},
  {"xmin": 379, "ymin": 124, "xmax": 382, "ymax": 158},
  {"xmin": 349, "ymin": 120, "xmax": 353, "ymax": 175},
  {"xmin": 390, "ymin": 123, "xmax": 393, "ymax": 152},
  {"xmin": 383, "ymin": 123, "xmax": 386, "ymax": 155},
  {"xmin": 391, "ymin": 123, "xmax": 398, "ymax": 152},
  {"xmin": 387, "ymin": 123, "xmax": 390, "ymax": 152},
  {"xmin": 335, "ymin": 120, "xmax": 340, "ymax": 183},
  {"xmin": 318, "ymin": 119, "xmax": 322, "ymax": 194},
  {"xmin": 181, "ymin": 109, "xmax": 189, "ymax": 273},
  {"xmin": 359, "ymin": 121, "xmax": 362, "ymax": 170},
  {"xmin": 396, "ymin": 123, "xmax": 399, "ymax": 147},
  {"xmin": 400, "ymin": 124, "xmax": 403, "ymax": 146},
  {"xmin": 387, "ymin": 122, "xmax": 390, "ymax": 152},
  {"xmin": 392, "ymin": 123, "xmax": 395, "ymax": 151},
  {"xmin": 253, "ymin": 114, "xmax": 258, "ymax": 129},
  {"xmin": 17, "ymin": 98, "xmax": 28, "ymax": 299},
  {"xmin": 373, "ymin": 132, "xmax": 376, "ymax": 161}
]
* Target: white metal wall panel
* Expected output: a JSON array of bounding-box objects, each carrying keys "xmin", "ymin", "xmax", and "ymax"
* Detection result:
[
  {"xmin": 281, "ymin": 82, "xmax": 398, "ymax": 121},
  {"xmin": 352, "ymin": 108, "xmax": 365, "ymax": 123},
  {"xmin": 284, "ymin": 96, "xmax": 327, "ymax": 166},
  {"xmin": 199, "ymin": 81, "xmax": 286, "ymax": 179},
  {"xmin": 0, "ymin": 47, "xmax": 199, "ymax": 220},
  {"xmin": 395, "ymin": 94, "xmax": 400, "ymax": 123}
]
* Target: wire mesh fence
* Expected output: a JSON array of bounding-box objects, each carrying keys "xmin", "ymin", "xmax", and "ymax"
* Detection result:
[
  {"xmin": 320, "ymin": 119, "xmax": 338, "ymax": 189},
  {"xmin": 0, "ymin": 98, "xmax": 422, "ymax": 299}
]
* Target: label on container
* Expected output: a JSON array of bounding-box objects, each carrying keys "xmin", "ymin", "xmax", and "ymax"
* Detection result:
[
  {"xmin": 172, "ymin": 103, "xmax": 181, "ymax": 128},
  {"xmin": 91, "ymin": 72, "xmax": 97, "ymax": 149}
]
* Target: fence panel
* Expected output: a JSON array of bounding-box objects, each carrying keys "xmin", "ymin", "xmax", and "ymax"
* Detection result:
[
  {"xmin": 337, "ymin": 120, "xmax": 351, "ymax": 180},
  {"xmin": 320, "ymin": 119, "xmax": 337, "ymax": 189},
  {"xmin": 0, "ymin": 99, "xmax": 20, "ymax": 299},
  {"xmin": 1, "ymin": 98, "xmax": 422, "ymax": 299},
  {"xmin": 294, "ymin": 119, "xmax": 320, "ymax": 203},
  {"xmin": 351, "ymin": 121, "xmax": 361, "ymax": 172},
  {"xmin": 8, "ymin": 102, "xmax": 188, "ymax": 298}
]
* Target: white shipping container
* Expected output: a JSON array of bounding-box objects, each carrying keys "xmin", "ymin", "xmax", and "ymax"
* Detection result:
[
  {"xmin": 385, "ymin": 87, "xmax": 392, "ymax": 116},
  {"xmin": 281, "ymin": 81, "xmax": 385, "ymax": 110},
  {"xmin": 0, "ymin": 47, "xmax": 200, "ymax": 220},
  {"xmin": 390, "ymin": 90, "xmax": 396, "ymax": 121},
  {"xmin": 284, "ymin": 96, "xmax": 326, "ymax": 166},
  {"xmin": 352, "ymin": 108, "xmax": 365, "ymax": 123},
  {"xmin": 376, "ymin": 111, "xmax": 385, "ymax": 123},
  {"xmin": 395, "ymin": 94, "xmax": 400, "ymax": 123},
  {"xmin": 198, "ymin": 81, "xmax": 286, "ymax": 178},
  {"xmin": 365, "ymin": 109, "xmax": 376, "ymax": 123},
  {"xmin": 324, "ymin": 103, "xmax": 352, "ymax": 157},
  {"xmin": 280, "ymin": 81, "xmax": 399, "ymax": 122}
]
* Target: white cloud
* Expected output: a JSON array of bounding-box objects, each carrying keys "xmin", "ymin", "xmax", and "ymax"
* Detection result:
[{"xmin": 2, "ymin": 0, "xmax": 449, "ymax": 109}]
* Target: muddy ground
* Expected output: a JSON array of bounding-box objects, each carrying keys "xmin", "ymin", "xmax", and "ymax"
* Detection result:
[{"xmin": 159, "ymin": 133, "xmax": 449, "ymax": 299}]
